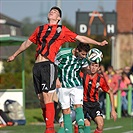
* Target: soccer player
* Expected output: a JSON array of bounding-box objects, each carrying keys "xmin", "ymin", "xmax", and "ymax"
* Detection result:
[
  {"xmin": 7, "ymin": 6, "xmax": 108, "ymax": 133},
  {"xmin": 80, "ymin": 48, "xmax": 117, "ymax": 133},
  {"xmin": 55, "ymin": 42, "xmax": 91, "ymax": 133}
]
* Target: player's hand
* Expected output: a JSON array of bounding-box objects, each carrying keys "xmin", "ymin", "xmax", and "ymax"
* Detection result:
[
  {"xmin": 98, "ymin": 40, "xmax": 108, "ymax": 46},
  {"xmin": 56, "ymin": 78, "xmax": 62, "ymax": 88},
  {"xmin": 7, "ymin": 55, "xmax": 15, "ymax": 62},
  {"xmin": 111, "ymin": 110, "xmax": 117, "ymax": 121}
]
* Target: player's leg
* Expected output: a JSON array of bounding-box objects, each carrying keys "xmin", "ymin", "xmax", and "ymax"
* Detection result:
[
  {"xmin": 83, "ymin": 104, "xmax": 91, "ymax": 133},
  {"xmin": 91, "ymin": 106, "xmax": 104, "ymax": 133},
  {"xmin": 58, "ymin": 106, "xmax": 76, "ymax": 133},
  {"xmin": 72, "ymin": 86, "xmax": 84, "ymax": 133},
  {"xmin": 74, "ymin": 104, "xmax": 84, "ymax": 133},
  {"xmin": 63, "ymin": 108, "xmax": 72, "ymax": 133},
  {"xmin": 58, "ymin": 114, "xmax": 65, "ymax": 133},
  {"xmin": 43, "ymin": 63, "xmax": 58, "ymax": 133},
  {"xmin": 94, "ymin": 116, "xmax": 104, "ymax": 133},
  {"xmin": 37, "ymin": 93, "xmax": 46, "ymax": 122},
  {"xmin": 33, "ymin": 62, "xmax": 47, "ymax": 124},
  {"xmin": 84, "ymin": 119, "xmax": 91, "ymax": 133},
  {"xmin": 58, "ymin": 87, "xmax": 73, "ymax": 133},
  {"xmin": 34, "ymin": 62, "xmax": 57, "ymax": 133},
  {"xmin": 43, "ymin": 92, "xmax": 56, "ymax": 133}
]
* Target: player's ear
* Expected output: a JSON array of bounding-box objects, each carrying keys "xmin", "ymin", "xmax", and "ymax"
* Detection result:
[{"xmin": 75, "ymin": 48, "xmax": 79, "ymax": 53}]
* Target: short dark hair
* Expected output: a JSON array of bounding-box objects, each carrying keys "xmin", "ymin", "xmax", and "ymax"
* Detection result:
[
  {"xmin": 50, "ymin": 6, "xmax": 62, "ymax": 18},
  {"xmin": 76, "ymin": 42, "xmax": 90, "ymax": 53}
]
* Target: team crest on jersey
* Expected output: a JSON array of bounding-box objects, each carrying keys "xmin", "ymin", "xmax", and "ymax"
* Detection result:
[
  {"xmin": 89, "ymin": 81, "xmax": 92, "ymax": 84},
  {"xmin": 57, "ymin": 27, "xmax": 62, "ymax": 33},
  {"xmin": 48, "ymin": 27, "xmax": 51, "ymax": 31},
  {"xmin": 96, "ymin": 82, "xmax": 100, "ymax": 88}
]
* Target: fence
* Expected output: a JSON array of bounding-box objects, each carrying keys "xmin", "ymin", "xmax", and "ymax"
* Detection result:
[{"xmin": 106, "ymin": 85, "xmax": 133, "ymax": 120}]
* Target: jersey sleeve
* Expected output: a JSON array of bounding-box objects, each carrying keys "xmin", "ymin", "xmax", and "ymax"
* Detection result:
[
  {"xmin": 63, "ymin": 26, "xmax": 77, "ymax": 42},
  {"xmin": 28, "ymin": 26, "xmax": 39, "ymax": 44},
  {"xmin": 100, "ymin": 76, "xmax": 110, "ymax": 92},
  {"xmin": 54, "ymin": 49, "xmax": 63, "ymax": 65},
  {"xmin": 55, "ymin": 49, "xmax": 64, "ymax": 79},
  {"xmin": 79, "ymin": 71, "xmax": 83, "ymax": 78}
]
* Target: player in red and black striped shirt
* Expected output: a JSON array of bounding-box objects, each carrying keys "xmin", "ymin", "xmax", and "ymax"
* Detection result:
[
  {"xmin": 80, "ymin": 61, "xmax": 117, "ymax": 133},
  {"xmin": 7, "ymin": 6, "xmax": 108, "ymax": 133}
]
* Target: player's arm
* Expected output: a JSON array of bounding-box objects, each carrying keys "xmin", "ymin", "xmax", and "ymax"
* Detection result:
[
  {"xmin": 100, "ymin": 76, "xmax": 117, "ymax": 121},
  {"xmin": 75, "ymin": 35, "xmax": 108, "ymax": 46},
  {"xmin": 107, "ymin": 89, "xmax": 117, "ymax": 121},
  {"xmin": 7, "ymin": 39, "xmax": 32, "ymax": 62},
  {"xmin": 56, "ymin": 78, "xmax": 62, "ymax": 88}
]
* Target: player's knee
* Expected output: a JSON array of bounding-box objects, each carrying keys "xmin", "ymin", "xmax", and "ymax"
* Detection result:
[
  {"xmin": 63, "ymin": 108, "xmax": 71, "ymax": 114},
  {"xmin": 84, "ymin": 119, "xmax": 90, "ymax": 126},
  {"xmin": 43, "ymin": 92, "xmax": 54, "ymax": 103},
  {"xmin": 97, "ymin": 122, "xmax": 104, "ymax": 130}
]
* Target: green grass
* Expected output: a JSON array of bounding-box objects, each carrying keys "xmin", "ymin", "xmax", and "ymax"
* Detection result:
[{"xmin": 0, "ymin": 108, "xmax": 133, "ymax": 133}]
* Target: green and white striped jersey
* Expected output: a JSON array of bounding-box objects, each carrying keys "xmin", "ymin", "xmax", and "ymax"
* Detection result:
[{"xmin": 55, "ymin": 48, "xmax": 88, "ymax": 88}]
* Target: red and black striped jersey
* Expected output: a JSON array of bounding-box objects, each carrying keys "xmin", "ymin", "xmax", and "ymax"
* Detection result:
[
  {"xmin": 29, "ymin": 24, "xmax": 77, "ymax": 62},
  {"xmin": 80, "ymin": 72, "xmax": 110, "ymax": 102}
]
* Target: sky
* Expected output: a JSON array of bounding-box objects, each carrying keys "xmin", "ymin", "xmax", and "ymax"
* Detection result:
[{"xmin": 1, "ymin": 0, "xmax": 116, "ymax": 25}]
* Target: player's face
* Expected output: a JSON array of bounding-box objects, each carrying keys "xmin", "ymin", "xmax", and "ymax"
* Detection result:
[
  {"xmin": 89, "ymin": 62, "xmax": 100, "ymax": 74},
  {"xmin": 77, "ymin": 50, "xmax": 87, "ymax": 59},
  {"xmin": 48, "ymin": 9, "xmax": 61, "ymax": 21}
]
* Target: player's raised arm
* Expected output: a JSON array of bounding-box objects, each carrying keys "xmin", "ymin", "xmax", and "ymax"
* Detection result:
[
  {"xmin": 7, "ymin": 39, "xmax": 32, "ymax": 62},
  {"xmin": 75, "ymin": 35, "xmax": 108, "ymax": 46}
]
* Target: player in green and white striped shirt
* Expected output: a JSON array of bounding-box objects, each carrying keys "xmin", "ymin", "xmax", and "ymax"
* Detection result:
[{"xmin": 55, "ymin": 42, "xmax": 90, "ymax": 133}]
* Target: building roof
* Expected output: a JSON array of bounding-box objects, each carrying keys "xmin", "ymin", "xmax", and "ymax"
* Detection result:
[{"xmin": 0, "ymin": 13, "xmax": 21, "ymax": 28}]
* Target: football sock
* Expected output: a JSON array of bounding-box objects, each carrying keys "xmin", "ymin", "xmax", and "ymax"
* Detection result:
[
  {"xmin": 84, "ymin": 126, "xmax": 91, "ymax": 133},
  {"xmin": 78, "ymin": 128, "xmax": 84, "ymax": 133},
  {"xmin": 57, "ymin": 127, "xmax": 65, "ymax": 133},
  {"xmin": 75, "ymin": 107, "xmax": 84, "ymax": 128},
  {"xmin": 94, "ymin": 128, "xmax": 103, "ymax": 133},
  {"xmin": 63, "ymin": 114, "xmax": 73, "ymax": 133},
  {"xmin": 45, "ymin": 103, "xmax": 55, "ymax": 128},
  {"xmin": 74, "ymin": 124, "xmax": 78, "ymax": 133}
]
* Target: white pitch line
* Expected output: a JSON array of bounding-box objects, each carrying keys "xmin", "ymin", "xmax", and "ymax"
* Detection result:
[
  {"xmin": 91, "ymin": 126, "xmax": 123, "ymax": 132},
  {"xmin": 104, "ymin": 126, "xmax": 123, "ymax": 130},
  {"xmin": 122, "ymin": 131, "xmax": 133, "ymax": 133}
]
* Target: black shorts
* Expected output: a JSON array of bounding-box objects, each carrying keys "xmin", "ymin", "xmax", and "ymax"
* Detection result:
[
  {"xmin": 83, "ymin": 101, "xmax": 103, "ymax": 121},
  {"xmin": 33, "ymin": 61, "xmax": 58, "ymax": 94}
]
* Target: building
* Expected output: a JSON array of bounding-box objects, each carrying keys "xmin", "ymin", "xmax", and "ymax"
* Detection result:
[
  {"xmin": 0, "ymin": 13, "xmax": 26, "ymax": 73},
  {"xmin": 0, "ymin": 13, "xmax": 22, "ymax": 36},
  {"xmin": 113, "ymin": 0, "xmax": 133, "ymax": 69}
]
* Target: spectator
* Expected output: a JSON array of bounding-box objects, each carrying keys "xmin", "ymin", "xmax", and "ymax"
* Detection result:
[
  {"xmin": 119, "ymin": 71, "xmax": 131, "ymax": 117},
  {"xmin": 115, "ymin": 68, "xmax": 123, "ymax": 88},
  {"xmin": 105, "ymin": 66, "xmax": 119, "ymax": 108}
]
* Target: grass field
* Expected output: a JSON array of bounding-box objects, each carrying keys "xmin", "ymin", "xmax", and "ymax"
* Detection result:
[{"xmin": 0, "ymin": 108, "xmax": 133, "ymax": 133}]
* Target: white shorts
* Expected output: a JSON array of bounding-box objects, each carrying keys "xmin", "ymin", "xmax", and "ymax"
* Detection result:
[{"xmin": 57, "ymin": 86, "xmax": 83, "ymax": 109}]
